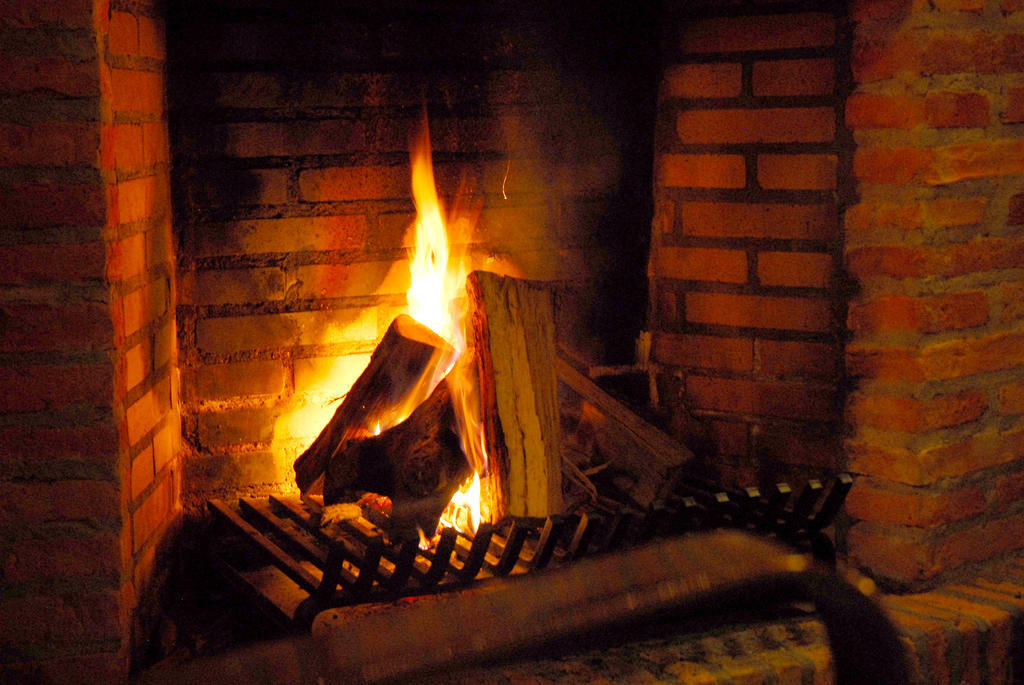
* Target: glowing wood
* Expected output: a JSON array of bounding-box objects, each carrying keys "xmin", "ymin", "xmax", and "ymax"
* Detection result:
[
  {"xmin": 292, "ymin": 314, "xmax": 454, "ymax": 494},
  {"xmin": 322, "ymin": 379, "xmax": 471, "ymax": 537},
  {"xmin": 466, "ymin": 271, "xmax": 563, "ymax": 520}
]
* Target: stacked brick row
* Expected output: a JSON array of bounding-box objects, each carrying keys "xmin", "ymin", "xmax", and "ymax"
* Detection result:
[
  {"xmin": 649, "ymin": 2, "xmax": 847, "ymax": 488},
  {"xmin": 0, "ymin": 0, "xmax": 178, "ymax": 680},
  {"xmin": 842, "ymin": 0, "xmax": 1024, "ymax": 587},
  {"xmin": 169, "ymin": 3, "xmax": 654, "ymax": 510},
  {"xmin": 105, "ymin": 0, "xmax": 179, "ymax": 668}
]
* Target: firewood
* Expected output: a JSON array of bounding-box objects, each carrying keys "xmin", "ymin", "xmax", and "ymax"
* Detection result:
[
  {"xmin": 322, "ymin": 379, "xmax": 472, "ymax": 538},
  {"xmin": 293, "ymin": 314, "xmax": 455, "ymax": 493},
  {"xmin": 556, "ymin": 355, "xmax": 693, "ymax": 508},
  {"xmin": 466, "ymin": 271, "xmax": 563, "ymax": 520}
]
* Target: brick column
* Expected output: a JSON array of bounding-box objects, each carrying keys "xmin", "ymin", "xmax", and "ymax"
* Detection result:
[
  {"xmin": 0, "ymin": 0, "xmax": 178, "ymax": 679},
  {"xmin": 843, "ymin": 0, "xmax": 1024, "ymax": 587},
  {"xmin": 648, "ymin": 2, "xmax": 847, "ymax": 488}
]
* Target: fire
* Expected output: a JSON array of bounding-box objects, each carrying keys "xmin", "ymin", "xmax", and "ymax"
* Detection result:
[{"xmin": 404, "ymin": 121, "xmax": 486, "ymax": 536}]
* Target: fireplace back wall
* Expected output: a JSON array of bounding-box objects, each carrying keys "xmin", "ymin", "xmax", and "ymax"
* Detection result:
[{"xmin": 167, "ymin": 0, "xmax": 660, "ymax": 511}]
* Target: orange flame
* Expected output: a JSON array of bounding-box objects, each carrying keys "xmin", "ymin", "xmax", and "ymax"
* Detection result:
[{"xmin": 405, "ymin": 121, "xmax": 486, "ymax": 535}]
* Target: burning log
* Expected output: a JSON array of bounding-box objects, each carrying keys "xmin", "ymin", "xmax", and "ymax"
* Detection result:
[
  {"xmin": 322, "ymin": 378, "xmax": 472, "ymax": 537},
  {"xmin": 292, "ymin": 314, "xmax": 455, "ymax": 493},
  {"xmin": 466, "ymin": 270, "xmax": 563, "ymax": 520}
]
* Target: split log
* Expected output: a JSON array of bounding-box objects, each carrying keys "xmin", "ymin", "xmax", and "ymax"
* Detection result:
[
  {"xmin": 466, "ymin": 271, "xmax": 563, "ymax": 520},
  {"xmin": 322, "ymin": 379, "xmax": 472, "ymax": 537},
  {"xmin": 556, "ymin": 354, "xmax": 693, "ymax": 508},
  {"xmin": 293, "ymin": 314, "xmax": 455, "ymax": 493}
]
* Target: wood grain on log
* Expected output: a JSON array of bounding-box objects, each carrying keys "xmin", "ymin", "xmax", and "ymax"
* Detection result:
[
  {"xmin": 556, "ymin": 354, "xmax": 693, "ymax": 508},
  {"xmin": 466, "ymin": 271, "xmax": 563, "ymax": 520}
]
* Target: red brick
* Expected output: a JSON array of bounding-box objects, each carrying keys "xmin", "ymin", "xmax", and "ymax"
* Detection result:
[
  {"xmin": 847, "ymin": 291, "xmax": 988, "ymax": 333},
  {"xmin": 918, "ymin": 31, "xmax": 1024, "ymax": 76},
  {"xmin": 197, "ymin": 405, "xmax": 279, "ymax": 448},
  {"xmin": 998, "ymin": 379, "xmax": 1024, "ymax": 415},
  {"xmin": 677, "ymin": 107, "xmax": 835, "ymax": 144},
  {"xmin": 192, "ymin": 267, "xmax": 287, "ymax": 306},
  {"xmin": 653, "ymin": 246, "xmax": 748, "ymax": 283},
  {"xmin": 930, "ymin": 0, "xmax": 986, "ymax": 11},
  {"xmin": 685, "ymin": 292, "xmax": 832, "ymax": 332},
  {"xmin": 686, "ymin": 375, "xmax": 836, "ymax": 421},
  {"xmin": 138, "ymin": 14, "xmax": 165, "ymax": 60},
  {"xmin": 993, "ymin": 470, "xmax": 1024, "ymax": 508},
  {"xmin": 0, "ymin": 55, "xmax": 98, "ymax": 96},
  {"xmin": 848, "ymin": 332, "xmax": 1024, "ymax": 383},
  {"xmin": 0, "ymin": 302, "xmax": 112, "ymax": 352},
  {"xmin": 131, "ymin": 443, "xmax": 153, "ymax": 500},
  {"xmin": 116, "ymin": 174, "xmax": 161, "ymax": 225},
  {"xmin": 153, "ymin": 420, "xmax": 176, "ymax": 473},
  {"xmin": 845, "ymin": 479, "xmax": 986, "ymax": 528},
  {"xmin": 111, "ymin": 123, "xmax": 144, "ymax": 172},
  {"xmin": 0, "ymin": 363, "xmax": 112, "ymax": 412},
  {"xmin": 936, "ymin": 515, "xmax": 1024, "ymax": 579},
  {"xmin": 845, "ymin": 198, "xmax": 987, "ymax": 236},
  {"xmin": 757, "ymin": 154, "xmax": 836, "ymax": 190},
  {"xmin": 756, "ymin": 340, "xmax": 838, "ymax": 379},
  {"xmin": 926, "ymin": 140, "xmax": 1024, "ymax": 185},
  {"xmin": 194, "ymin": 216, "xmax": 368, "ymax": 256},
  {"xmin": 680, "ymin": 202, "xmax": 837, "ymax": 240},
  {"xmin": 196, "ymin": 360, "xmax": 287, "ymax": 400},
  {"xmin": 752, "ymin": 58, "xmax": 834, "ymax": 97},
  {"xmin": 1002, "ymin": 86, "xmax": 1024, "ymax": 123},
  {"xmin": 196, "ymin": 308, "xmax": 378, "ymax": 355},
  {"xmin": 292, "ymin": 261, "xmax": 408, "ymax": 300},
  {"xmin": 113, "ymin": 282, "xmax": 151, "ymax": 341},
  {"xmin": 0, "ymin": 480, "xmax": 119, "ymax": 525},
  {"xmin": 1011, "ymin": 193, "xmax": 1024, "ymax": 225},
  {"xmin": 0, "ymin": 241, "xmax": 105, "ymax": 284},
  {"xmin": 3, "ymin": 535, "xmax": 120, "ymax": 582},
  {"xmin": 757, "ymin": 251, "xmax": 832, "ymax": 288},
  {"xmin": 132, "ymin": 472, "xmax": 175, "ymax": 551},
  {"xmin": 120, "ymin": 339, "xmax": 149, "ymax": 393},
  {"xmin": 299, "ymin": 165, "xmax": 407, "ymax": 202},
  {"xmin": 848, "ymin": 524, "xmax": 939, "ymax": 582},
  {"xmin": 105, "ymin": 231, "xmax": 146, "ymax": 283},
  {"xmin": 849, "ymin": 0, "xmax": 922, "ymax": 22},
  {"xmin": 1005, "ymin": 0, "xmax": 1024, "ymax": 12},
  {"xmin": 853, "ymin": 147, "xmax": 932, "ymax": 184},
  {"xmin": 222, "ymin": 119, "xmax": 367, "ymax": 158},
  {"xmin": 0, "ymin": 183, "xmax": 106, "ymax": 228},
  {"xmin": 925, "ymin": 91, "xmax": 990, "ymax": 128},
  {"xmin": 708, "ymin": 420, "xmax": 749, "ymax": 456},
  {"xmin": 682, "ymin": 13, "xmax": 835, "ymax": 53},
  {"xmin": 110, "ymin": 68, "xmax": 163, "ymax": 114},
  {"xmin": 752, "ymin": 425, "xmax": 841, "ymax": 469},
  {"xmin": 125, "ymin": 379, "xmax": 169, "ymax": 446},
  {"xmin": 0, "ymin": 121, "xmax": 100, "ymax": 167},
  {"xmin": 918, "ymin": 428, "xmax": 1024, "ymax": 482},
  {"xmin": 846, "ymin": 237, "xmax": 1024, "ymax": 279},
  {"xmin": 846, "ymin": 389, "xmax": 987, "ymax": 433},
  {"xmin": 0, "ymin": 591, "xmax": 123, "ymax": 646},
  {"xmin": 659, "ymin": 153, "xmax": 745, "ymax": 189},
  {"xmin": 0, "ymin": 0, "xmax": 93, "ymax": 27},
  {"xmin": 142, "ymin": 122, "xmax": 168, "ymax": 166},
  {"xmin": 0, "ymin": 424, "xmax": 118, "ymax": 462},
  {"xmin": 651, "ymin": 333, "xmax": 754, "ymax": 371},
  {"xmin": 663, "ymin": 63, "xmax": 742, "ymax": 98},
  {"xmin": 108, "ymin": 10, "xmax": 137, "ymax": 55},
  {"xmin": 846, "ymin": 94, "xmax": 924, "ymax": 129}
]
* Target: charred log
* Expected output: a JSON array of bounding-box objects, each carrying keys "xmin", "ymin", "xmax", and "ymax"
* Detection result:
[
  {"xmin": 323, "ymin": 379, "xmax": 471, "ymax": 537},
  {"xmin": 293, "ymin": 314, "xmax": 455, "ymax": 493}
]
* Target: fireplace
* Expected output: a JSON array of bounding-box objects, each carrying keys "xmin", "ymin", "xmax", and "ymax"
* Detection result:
[{"xmin": 3, "ymin": 0, "xmax": 1024, "ymax": 681}]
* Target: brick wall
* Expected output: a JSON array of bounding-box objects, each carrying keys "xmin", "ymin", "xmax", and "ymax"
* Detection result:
[
  {"xmin": 843, "ymin": 0, "xmax": 1024, "ymax": 587},
  {"xmin": 0, "ymin": 0, "xmax": 178, "ymax": 680},
  {"xmin": 169, "ymin": 0, "xmax": 658, "ymax": 510},
  {"xmin": 649, "ymin": 2, "xmax": 848, "ymax": 489}
]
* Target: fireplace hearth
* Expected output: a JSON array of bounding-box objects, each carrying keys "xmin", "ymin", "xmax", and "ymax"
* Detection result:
[{"xmin": 3, "ymin": 0, "xmax": 1024, "ymax": 682}]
